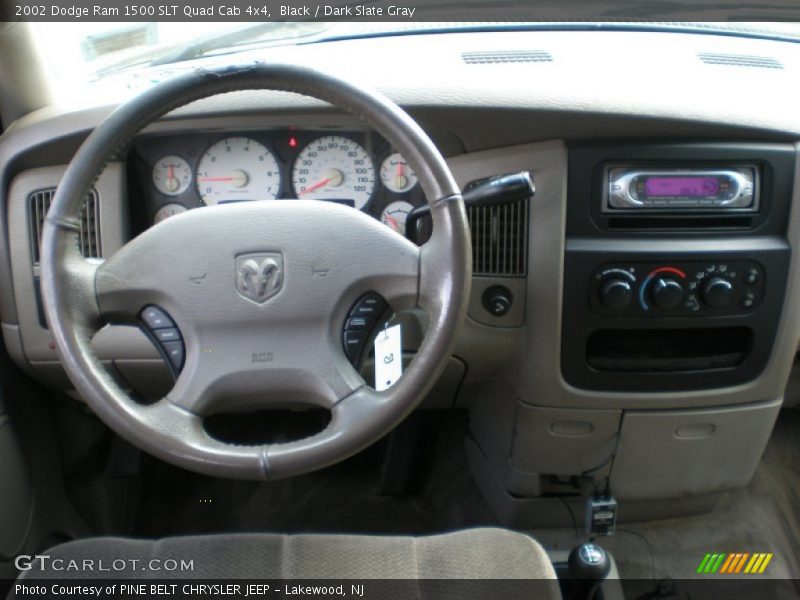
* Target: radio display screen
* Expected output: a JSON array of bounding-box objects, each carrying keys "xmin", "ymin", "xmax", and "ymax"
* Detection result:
[{"xmin": 644, "ymin": 177, "xmax": 720, "ymax": 197}]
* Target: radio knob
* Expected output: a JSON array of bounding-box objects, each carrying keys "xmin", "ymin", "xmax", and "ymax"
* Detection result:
[
  {"xmin": 651, "ymin": 278, "xmax": 684, "ymax": 309},
  {"xmin": 599, "ymin": 278, "xmax": 632, "ymax": 310},
  {"xmin": 702, "ymin": 277, "xmax": 734, "ymax": 308}
]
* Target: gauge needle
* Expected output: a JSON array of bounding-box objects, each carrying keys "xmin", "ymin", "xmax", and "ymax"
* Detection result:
[
  {"xmin": 299, "ymin": 177, "xmax": 331, "ymax": 196},
  {"xmin": 200, "ymin": 170, "xmax": 249, "ymax": 188},
  {"xmin": 393, "ymin": 162, "xmax": 408, "ymax": 190},
  {"xmin": 384, "ymin": 213, "xmax": 399, "ymax": 230}
]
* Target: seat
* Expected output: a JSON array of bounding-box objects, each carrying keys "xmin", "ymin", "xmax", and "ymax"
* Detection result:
[{"xmin": 19, "ymin": 528, "xmax": 560, "ymax": 598}]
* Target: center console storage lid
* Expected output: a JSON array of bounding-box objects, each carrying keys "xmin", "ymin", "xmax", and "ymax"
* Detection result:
[{"xmin": 610, "ymin": 400, "xmax": 780, "ymax": 501}]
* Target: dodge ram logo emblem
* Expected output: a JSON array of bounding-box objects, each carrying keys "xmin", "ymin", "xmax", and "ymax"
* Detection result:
[{"xmin": 235, "ymin": 253, "xmax": 284, "ymax": 303}]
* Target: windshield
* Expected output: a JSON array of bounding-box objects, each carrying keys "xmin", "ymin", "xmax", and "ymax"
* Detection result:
[
  {"xmin": 34, "ymin": 21, "xmax": 800, "ymax": 84},
  {"xmin": 34, "ymin": 22, "xmax": 332, "ymax": 81}
]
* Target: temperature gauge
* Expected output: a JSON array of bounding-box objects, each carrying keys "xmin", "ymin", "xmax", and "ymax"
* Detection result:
[
  {"xmin": 380, "ymin": 153, "xmax": 418, "ymax": 194},
  {"xmin": 153, "ymin": 203, "xmax": 188, "ymax": 225},
  {"xmin": 152, "ymin": 156, "xmax": 191, "ymax": 196},
  {"xmin": 381, "ymin": 201, "xmax": 414, "ymax": 235}
]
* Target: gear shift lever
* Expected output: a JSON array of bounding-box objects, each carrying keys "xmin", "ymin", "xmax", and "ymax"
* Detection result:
[{"xmin": 568, "ymin": 543, "xmax": 611, "ymax": 600}]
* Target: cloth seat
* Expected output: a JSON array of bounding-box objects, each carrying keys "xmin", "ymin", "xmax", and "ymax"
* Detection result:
[{"xmin": 19, "ymin": 528, "xmax": 560, "ymax": 598}]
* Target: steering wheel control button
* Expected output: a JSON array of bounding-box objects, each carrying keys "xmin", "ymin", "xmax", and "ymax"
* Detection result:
[
  {"xmin": 349, "ymin": 292, "xmax": 387, "ymax": 318},
  {"xmin": 482, "ymin": 286, "xmax": 513, "ymax": 317},
  {"xmin": 343, "ymin": 331, "xmax": 368, "ymax": 362},
  {"xmin": 141, "ymin": 306, "xmax": 175, "ymax": 330},
  {"xmin": 162, "ymin": 342, "xmax": 186, "ymax": 371},
  {"xmin": 154, "ymin": 328, "xmax": 181, "ymax": 343},
  {"xmin": 346, "ymin": 316, "xmax": 374, "ymax": 331},
  {"xmin": 343, "ymin": 292, "xmax": 390, "ymax": 367},
  {"xmin": 140, "ymin": 306, "xmax": 185, "ymax": 375}
]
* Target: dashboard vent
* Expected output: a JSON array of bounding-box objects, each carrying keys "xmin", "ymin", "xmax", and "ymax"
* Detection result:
[
  {"xmin": 462, "ymin": 50, "xmax": 553, "ymax": 65},
  {"xmin": 29, "ymin": 188, "xmax": 101, "ymax": 264},
  {"xmin": 468, "ymin": 200, "xmax": 528, "ymax": 277},
  {"xmin": 698, "ymin": 53, "xmax": 783, "ymax": 69}
]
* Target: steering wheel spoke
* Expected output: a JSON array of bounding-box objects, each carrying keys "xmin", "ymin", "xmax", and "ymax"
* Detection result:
[
  {"xmin": 165, "ymin": 317, "xmax": 366, "ymax": 417},
  {"xmin": 39, "ymin": 226, "xmax": 104, "ymax": 333}
]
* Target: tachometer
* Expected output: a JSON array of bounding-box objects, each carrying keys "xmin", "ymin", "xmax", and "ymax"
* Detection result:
[
  {"xmin": 292, "ymin": 136, "xmax": 375, "ymax": 210},
  {"xmin": 196, "ymin": 137, "xmax": 281, "ymax": 205}
]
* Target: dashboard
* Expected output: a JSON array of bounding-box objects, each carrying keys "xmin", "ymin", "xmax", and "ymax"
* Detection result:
[
  {"xmin": 129, "ymin": 130, "xmax": 425, "ymax": 236},
  {"xmin": 2, "ymin": 28, "xmax": 800, "ymax": 517}
]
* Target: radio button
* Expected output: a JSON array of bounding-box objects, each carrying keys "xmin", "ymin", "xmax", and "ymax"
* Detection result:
[{"xmin": 668, "ymin": 199, "xmax": 700, "ymax": 207}]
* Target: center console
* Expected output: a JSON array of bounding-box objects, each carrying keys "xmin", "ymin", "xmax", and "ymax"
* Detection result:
[
  {"xmin": 563, "ymin": 142, "xmax": 795, "ymax": 392},
  {"xmin": 462, "ymin": 140, "xmax": 799, "ymax": 527}
]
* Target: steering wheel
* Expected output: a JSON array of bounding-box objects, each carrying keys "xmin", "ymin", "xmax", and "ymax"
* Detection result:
[{"xmin": 40, "ymin": 63, "xmax": 471, "ymax": 480}]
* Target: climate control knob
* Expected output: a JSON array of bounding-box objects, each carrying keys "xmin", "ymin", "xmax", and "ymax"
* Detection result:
[
  {"xmin": 702, "ymin": 277, "xmax": 734, "ymax": 308},
  {"xmin": 650, "ymin": 277, "xmax": 684, "ymax": 309},
  {"xmin": 599, "ymin": 278, "xmax": 632, "ymax": 310}
]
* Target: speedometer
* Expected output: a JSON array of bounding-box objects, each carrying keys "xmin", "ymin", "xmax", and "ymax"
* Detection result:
[
  {"xmin": 196, "ymin": 137, "xmax": 281, "ymax": 205},
  {"xmin": 292, "ymin": 136, "xmax": 375, "ymax": 210}
]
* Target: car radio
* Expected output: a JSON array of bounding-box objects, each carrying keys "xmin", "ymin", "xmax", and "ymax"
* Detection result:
[{"xmin": 603, "ymin": 166, "xmax": 758, "ymax": 212}]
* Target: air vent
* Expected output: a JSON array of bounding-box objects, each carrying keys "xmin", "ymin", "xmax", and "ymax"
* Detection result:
[
  {"xmin": 29, "ymin": 188, "xmax": 101, "ymax": 264},
  {"xmin": 468, "ymin": 200, "xmax": 528, "ymax": 277},
  {"xmin": 462, "ymin": 50, "xmax": 552, "ymax": 65},
  {"xmin": 698, "ymin": 53, "xmax": 783, "ymax": 69}
]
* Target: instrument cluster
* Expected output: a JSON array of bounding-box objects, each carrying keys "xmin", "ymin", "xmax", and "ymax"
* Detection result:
[{"xmin": 130, "ymin": 130, "xmax": 425, "ymax": 237}]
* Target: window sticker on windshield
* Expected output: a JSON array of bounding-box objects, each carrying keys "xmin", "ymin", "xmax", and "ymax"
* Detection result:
[{"xmin": 374, "ymin": 324, "xmax": 402, "ymax": 391}]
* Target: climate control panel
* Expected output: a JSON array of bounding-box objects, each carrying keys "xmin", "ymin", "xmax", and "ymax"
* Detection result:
[{"xmin": 590, "ymin": 260, "xmax": 764, "ymax": 317}]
